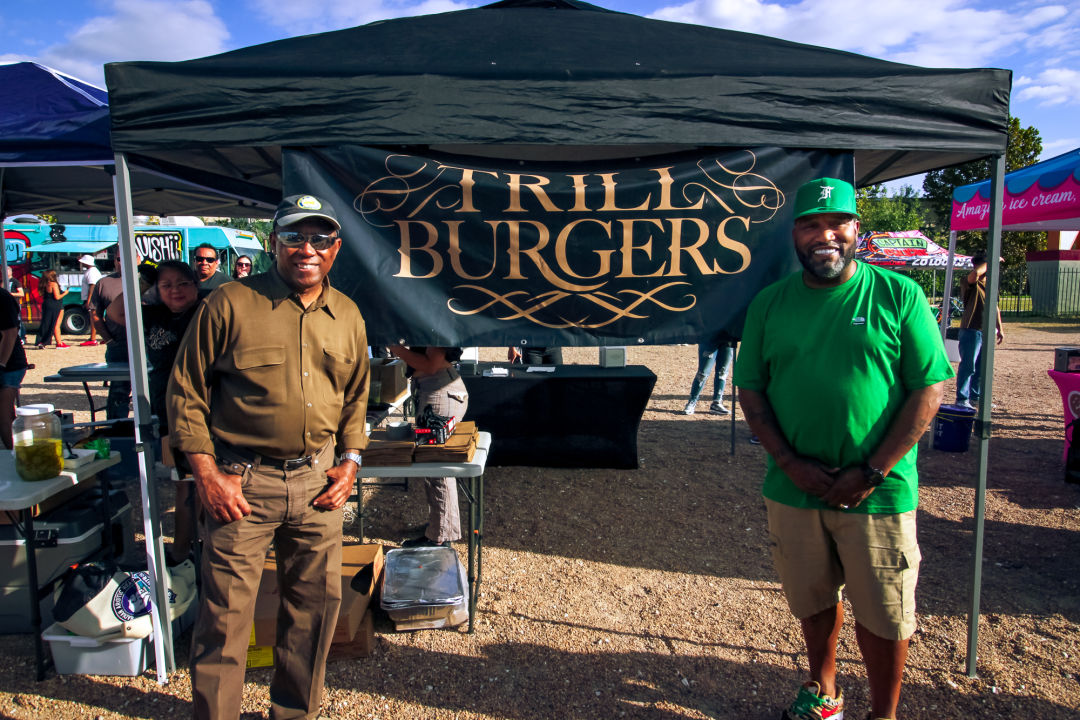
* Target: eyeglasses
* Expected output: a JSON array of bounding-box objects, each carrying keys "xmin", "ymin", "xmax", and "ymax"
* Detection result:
[
  {"xmin": 235, "ymin": 262, "xmax": 252, "ymax": 268},
  {"xmin": 276, "ymin": 231, "xmax": 338, "ymax": 250},
  {"xmin": 194, "ymin": 256, "xmax": 218, "ymax": 264},
  {"xmin": 159, "ymin": 280, "xmax": 195, "ymax": 291}
]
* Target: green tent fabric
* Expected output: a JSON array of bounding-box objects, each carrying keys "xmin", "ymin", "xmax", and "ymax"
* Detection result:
[{"xmin": 104, "ymin": 0, "xmax": 1010, "ymax": 188}]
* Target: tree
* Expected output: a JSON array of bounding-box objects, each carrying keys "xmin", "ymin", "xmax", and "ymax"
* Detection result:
[
  {"xmin": 922, "ymin": 116, "xmax": 1044, "ymax": 266},
  {"xmin": 856, "ymin": 184, "xmax": 928, "ymax": 233}
]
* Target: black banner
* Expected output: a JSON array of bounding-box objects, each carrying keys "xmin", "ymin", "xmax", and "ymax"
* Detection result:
[{"xmin": 283, "ymin": 147, "xmax": 851, "ymax": 346}]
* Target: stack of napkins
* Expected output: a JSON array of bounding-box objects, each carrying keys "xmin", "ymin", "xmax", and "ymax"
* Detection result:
[
  {"xmin": 482, "ymin": 367, "xmax": 509, "ymax": 377},
  {"xmin": 362, "ymin": 429, "xmax": 415, "ymax": 466}
]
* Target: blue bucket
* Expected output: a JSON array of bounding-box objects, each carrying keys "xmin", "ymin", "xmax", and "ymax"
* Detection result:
[{"xmin": 933, "ymin": 404, "xmax": 976, "ymax": 452}]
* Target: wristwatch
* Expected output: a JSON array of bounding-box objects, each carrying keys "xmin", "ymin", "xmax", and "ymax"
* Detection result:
[
  {"xmin": 340, "ymin": 452, "xmax": 362, "ymax": 467},
  {"xmin": 862, "ymin": 463, "xmax": 887, "ymax": 487}
]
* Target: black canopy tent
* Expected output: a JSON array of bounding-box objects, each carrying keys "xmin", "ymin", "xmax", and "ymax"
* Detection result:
[{"xmin": 103, "ymin": 0, "xmax": 1011, "ymax": 678}]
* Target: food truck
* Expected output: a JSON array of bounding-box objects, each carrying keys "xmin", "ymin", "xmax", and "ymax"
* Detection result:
[{"xmin": 1, "ymin": 220, "xmax": 268, "ymax": 334}]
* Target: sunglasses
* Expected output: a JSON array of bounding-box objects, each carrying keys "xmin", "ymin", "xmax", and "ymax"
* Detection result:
[
  {"xmin": 194, "ymin": 256, "xmax": 218, "ymax": 263},
  {"xmin": 235, "ymin": 262, "xmax": 252, "ymax": 268},
  {"xmin": 276, "ymin": 231, "xmax": 338, "ymax": 250}
]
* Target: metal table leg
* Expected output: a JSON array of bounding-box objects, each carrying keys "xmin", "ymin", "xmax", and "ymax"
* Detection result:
[{"xmin": 22, "ymin": 509, "xmax": 51, "ymax": 681}]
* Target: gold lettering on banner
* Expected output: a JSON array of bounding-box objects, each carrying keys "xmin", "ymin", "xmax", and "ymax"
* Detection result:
[
  {"xmin": 616, "ymin": 219, "xmax": 666, "ymax": 279},
  {"xmin": 359, "ymin": 150, "xmax": 786, "ymax": 328}
]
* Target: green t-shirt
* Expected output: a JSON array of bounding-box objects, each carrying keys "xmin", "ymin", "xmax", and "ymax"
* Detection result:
[{"xmin": 734, "ymin": 262, "xmax": 954, "ymax": 513}]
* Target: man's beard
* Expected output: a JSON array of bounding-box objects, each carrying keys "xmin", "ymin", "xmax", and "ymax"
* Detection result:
[{"xmin": 797, "ymin": 243, "xmax": 856, "ymax": 281}]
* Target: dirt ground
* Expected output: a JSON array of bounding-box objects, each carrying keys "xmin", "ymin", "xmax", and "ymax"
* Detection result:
[{"xmin": 1, "ymin": 320, "xmax": 1078, "ymax": 719}]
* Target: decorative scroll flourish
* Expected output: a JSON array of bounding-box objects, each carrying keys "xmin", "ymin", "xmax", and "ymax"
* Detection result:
[
  {"xmin": 448, "ymin": 282, "xmax": 695, "ymax": 329},
  {"xmin": 692, "ymin": 151, "xmax": 785, "ymax": 224},
  {"xmin": 355, "ymin": 155, "xmax": 466, "ymax": 228}
]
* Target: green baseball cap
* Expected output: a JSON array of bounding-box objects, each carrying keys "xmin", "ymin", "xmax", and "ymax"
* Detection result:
[{"xmin": 793, "ymin": 177, "xmax": 859, "ymax": 219}]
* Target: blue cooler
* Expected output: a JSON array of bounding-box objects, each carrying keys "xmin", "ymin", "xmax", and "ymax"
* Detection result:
[{"xmin": 933, "ymin": 404, "xmax": 977, "ymax": 452}]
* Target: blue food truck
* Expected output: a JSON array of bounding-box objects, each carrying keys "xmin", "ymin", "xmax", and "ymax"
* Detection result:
[{"xmin": 1, "ymin": 220, "xmax": 269, "ymax": 334}]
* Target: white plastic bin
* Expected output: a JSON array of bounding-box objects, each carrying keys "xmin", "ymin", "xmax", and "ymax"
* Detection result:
[{"xmin": 42, "ymin": 623, "xmax": 151, "ymax": 676}]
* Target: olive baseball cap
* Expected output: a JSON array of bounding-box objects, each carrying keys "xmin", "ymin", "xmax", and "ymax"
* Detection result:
[
  {"xmin": 274, "ymin": 194, "xmax": 340, "ymax": 230},
  {"xmin": 793, "ymin": 177, "xmax": 860, "ymax": 219}
]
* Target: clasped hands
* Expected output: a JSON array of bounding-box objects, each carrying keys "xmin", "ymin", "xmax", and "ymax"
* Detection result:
[{"xmin": 779, "ymin": 455, "xmax": 876, "ymax": 510}]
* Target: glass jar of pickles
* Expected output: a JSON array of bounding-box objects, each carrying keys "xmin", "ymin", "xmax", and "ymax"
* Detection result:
[{"xmin": 13, "ymin": 404, "xmax": 63, "ymax": 482}]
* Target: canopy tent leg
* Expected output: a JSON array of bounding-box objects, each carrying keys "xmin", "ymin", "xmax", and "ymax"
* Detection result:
[
  {"xmin": 1, "ymin": 168, "xmax": 7, "ymax": 288},
  {"xmin": 966, "ymin": 154, "xmax": 1006, "ymax": 677},
  {"xmin": 940, "ymin": 231, "xmax": 959, "ymax": 338},
  {"xmin": 113, "ymin": 152, "xmax": 175, "ymax": 682}
]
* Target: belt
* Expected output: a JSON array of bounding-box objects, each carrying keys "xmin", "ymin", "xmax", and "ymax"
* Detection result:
[{"xmin": 217, "ymin": 442, "xmax": 313, "ymax": 471}]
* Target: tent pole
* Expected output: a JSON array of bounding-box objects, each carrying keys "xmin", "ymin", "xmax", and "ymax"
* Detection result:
[
  {"xmin": 1, "ymin": 168, "xmax": 7, "ymax": 289},
  {"xmin": 113, "ymin": 152, "xmax": 175, "ymax": 682},
  {"xmin": 966, "ymin": 154, "xmax": 1005, "ymax": 677},
  {"xmin": 940, "ymin": 231, "xmax": 959, "ymax": 338}
]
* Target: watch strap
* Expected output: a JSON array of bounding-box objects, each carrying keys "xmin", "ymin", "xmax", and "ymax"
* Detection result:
[
  {"xmin": 862, "ymin": 463, "xmax": 886, "ymax": 487},
  {"xmin": 341, "ymin": 451, "xmax": 362, "ymax": 466}
]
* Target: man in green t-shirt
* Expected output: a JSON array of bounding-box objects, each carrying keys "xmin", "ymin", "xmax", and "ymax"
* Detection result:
[{"xmin": 734, "ymin": 177, "xmax": 953, "ymax": 720}]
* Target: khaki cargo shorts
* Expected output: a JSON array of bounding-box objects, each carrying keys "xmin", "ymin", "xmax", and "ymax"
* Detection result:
[{"xmin": 766, "ymin": 499, "xmax": 921, "ymax": 640}]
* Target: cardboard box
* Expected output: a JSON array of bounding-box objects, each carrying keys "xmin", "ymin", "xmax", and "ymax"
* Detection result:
[
  {"xmin": 249, "ymin": 543, "xmax": 384, "ymax": 649},
  {"xmin": 371, "ymin": 358, "xmax": 408, "ymax": 403},
  {"xmin": 251, "ymin": 609, "xmax": 376, "ymax": 668}
]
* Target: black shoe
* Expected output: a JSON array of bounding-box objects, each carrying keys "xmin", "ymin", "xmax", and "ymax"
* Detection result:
[{"xmin": 401, "ymin": 536, "xmax": 451, "ymax": 548}]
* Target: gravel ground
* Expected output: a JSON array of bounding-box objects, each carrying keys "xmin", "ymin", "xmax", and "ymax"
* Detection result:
[{"xmin": 1, "ymin": 321, "xmax": 1078, "ymax": 719}]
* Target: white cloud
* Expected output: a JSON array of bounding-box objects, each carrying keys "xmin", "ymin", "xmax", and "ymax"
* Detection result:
[
  {"xmin": 1041, "ymin": 137, "xmax": 1080, "ymax": 157},
  {"xmin": 33, "ymin": 0, "xmax": 229, "ymax": 85},
  {"xmin": 649, "ymin": 0, "xmax": 1068, "ymax": 68},
  {"xmin": 1016, "ymin": 67, "xmax": 1080, "ymax": 106},
  {"xmin": 250, "ymin": 0, "xmax": 476, "ymax": 36}
]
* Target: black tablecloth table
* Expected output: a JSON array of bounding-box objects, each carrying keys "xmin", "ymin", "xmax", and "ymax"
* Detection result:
[{"xmin": 459, "ymin": 363, "xmax": 655, "ymax": 468}]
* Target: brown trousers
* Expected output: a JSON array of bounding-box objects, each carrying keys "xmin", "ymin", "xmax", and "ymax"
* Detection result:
[{"xmin": 190, "ymin": 441, "xmax": 342, "ymax": 720}]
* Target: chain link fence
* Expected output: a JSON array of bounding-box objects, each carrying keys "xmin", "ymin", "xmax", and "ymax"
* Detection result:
[{"xmin": 904, "ymin": 265, "xmax": 1080, "ymax": 319}]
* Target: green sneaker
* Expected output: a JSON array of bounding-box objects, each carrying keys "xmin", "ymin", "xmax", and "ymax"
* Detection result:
[{"xmin": 781, "ymin": 681, "xmax": 844, "ymax": 720}]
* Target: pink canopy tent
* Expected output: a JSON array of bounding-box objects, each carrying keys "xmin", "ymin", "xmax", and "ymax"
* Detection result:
[{"xmin": 951, "ymin": 147, "xmax": 1080, "ymax": 232}]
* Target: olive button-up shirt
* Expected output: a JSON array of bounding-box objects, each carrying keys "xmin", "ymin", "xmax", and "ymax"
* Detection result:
[{"xmin": 167, "ymin": 266, "xmax": 369, "ymax": 460}]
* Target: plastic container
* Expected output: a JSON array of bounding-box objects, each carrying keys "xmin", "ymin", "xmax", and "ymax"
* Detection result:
[
  {"xmin": 13, "ymin": 404, "xmax": 63, "ymax": 481},
  {"xmin": 933, "ymin": 404, "xmax": 977, "ymax": 452},
  {"xmin": 42, "ymin": 622, "xmax": 151, "ymax": 676},
  {"xmin": 381, "ymin": 546, "xmax": 464, "ymax": 622}
]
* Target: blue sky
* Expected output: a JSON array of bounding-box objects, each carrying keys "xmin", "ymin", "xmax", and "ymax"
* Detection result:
[{"xmin": 3, "ymin": 0, "xmax": 1078, "ymax": 189}]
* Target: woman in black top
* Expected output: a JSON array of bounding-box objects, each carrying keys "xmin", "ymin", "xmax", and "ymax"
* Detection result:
[{"xmin": 111, "ymin": 260, "xmax": 204, "ymax": 564}]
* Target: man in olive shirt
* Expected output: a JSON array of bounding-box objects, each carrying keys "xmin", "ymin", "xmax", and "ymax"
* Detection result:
[{"xmin": 168, "ymin": 194, "xmax": 369, "ymax": 720}]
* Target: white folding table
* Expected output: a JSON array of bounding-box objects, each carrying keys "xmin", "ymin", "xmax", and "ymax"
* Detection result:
[
  {"xmin": 0, "ymin": 451, "xmax": 121, "ymax": 679},
  {"xmin": 357, "ymin": 431, "xmax": 490, "ymax": 632}
]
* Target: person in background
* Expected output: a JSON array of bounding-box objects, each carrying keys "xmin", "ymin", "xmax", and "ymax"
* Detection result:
[
  {"xmin": 507, "ymin": 345, "xmax": 562, "ymax": 364},
  {"xmin": 110, "ymin": 260, "xmax": 203, "ymax": 565},
  {"xmin": 232, "ymin": 255, "xmax": 253, "ymax": 280},
  {"xmin": 4, "ymin": 270, "xmax": 26, "ymax": 344},
  {"xmin": 35, "ymin": 269, "xmax": 68, "ymax": 349},
  {"xmin": 682, "ymin": 334, "xmax": 734, "ymax": 415},
  {"xmin": 78, "ymin": 254, "xmax": 103, "ymax": 346},
  {"xmin": 191, "ymin": 243, "xmax": 228, "ymax": 291},
  {"xmin": 169, "ymin": 193, "xmax": 368, "ymax": 720},
  {"xmin": 735, "ymin": 177, "xmax": 952, "ymax": 720},
  {"xmin": 89, "ymin": 256, "xmax": 131, "ymax": 418},
  {"xmin": 955, "ymin": 249, "xmax": 1004, "ymax": 410},
  {"xmin": 389, "ymin": 345, "xmax": 468, "ymax": 547},
  {"xmin": 0, "ymin": 284, "xmax": 29, "ymax": 449}
]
